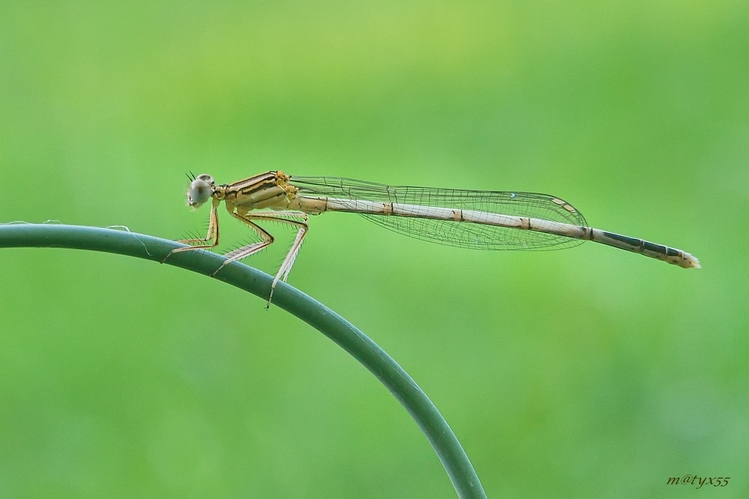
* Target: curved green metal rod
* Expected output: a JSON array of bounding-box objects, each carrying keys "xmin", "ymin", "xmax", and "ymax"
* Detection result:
[{"xmin": 0, "ymin": 223, "xmax": 487, "ymax": 499}]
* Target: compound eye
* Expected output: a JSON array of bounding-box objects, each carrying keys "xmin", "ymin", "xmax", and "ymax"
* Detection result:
[{"xmin": 187, "ymin": 176, "xmax": 213, "ymax": 207}]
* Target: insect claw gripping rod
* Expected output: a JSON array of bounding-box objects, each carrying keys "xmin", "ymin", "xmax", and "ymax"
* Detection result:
[{"xmin": 165, "ymin": 171, "xmax": 699, "ymax": 305}]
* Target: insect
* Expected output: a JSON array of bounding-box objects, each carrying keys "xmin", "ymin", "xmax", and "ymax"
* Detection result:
[{"xmin": 166, "ymin": 171, "xmax": 699, "ymax": 304}]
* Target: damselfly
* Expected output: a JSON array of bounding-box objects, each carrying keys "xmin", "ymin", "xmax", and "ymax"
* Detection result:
[{"xmin": 167, "ymin": 171, "xmax": 699, "ymax": 302}]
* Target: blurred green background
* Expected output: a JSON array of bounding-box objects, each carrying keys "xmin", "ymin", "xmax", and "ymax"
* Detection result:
[{"xmin": 1, "ymin": 1, "xmax": 747, "ymax": 497}]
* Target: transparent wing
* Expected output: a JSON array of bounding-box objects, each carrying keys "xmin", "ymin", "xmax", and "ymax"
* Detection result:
[{"xmin": 290, "ymin": 176, "xmax": 588, "ymax": 251}]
